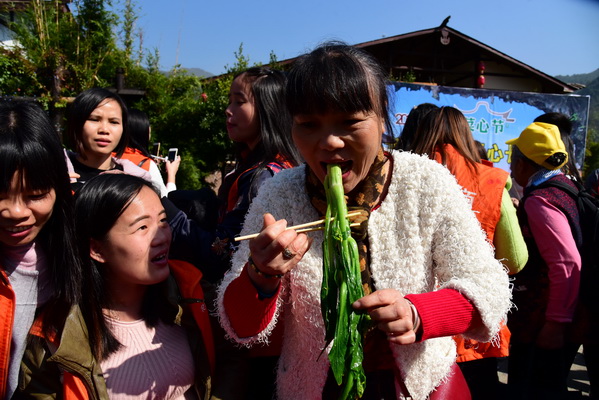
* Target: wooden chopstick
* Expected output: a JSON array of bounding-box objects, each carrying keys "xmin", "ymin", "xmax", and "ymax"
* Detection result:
[
  {"xmin": 295, "ymin": 222, "xmax": 361, "ymax": 234},
  {"xmin": 234, "ymin": 210, "xmax": 365, "ymax": 242}
]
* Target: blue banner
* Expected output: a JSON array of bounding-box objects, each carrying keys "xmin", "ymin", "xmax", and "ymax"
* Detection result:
[{"xmin": 387, "ymin": 83, "xmax": 591, "ymax": 173}]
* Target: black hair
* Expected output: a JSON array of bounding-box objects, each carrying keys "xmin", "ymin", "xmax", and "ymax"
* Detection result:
[
  {"xmin": 167, "ymin": 188, "xmax": 219, "ymax": 231},
  {"xmin": 74, "ymin": 173, "xmax": 168, "ymax": 359},
  {"xmin": 0, "ymin": 100, "xmax": 82, "ymax": 328},
  {"xmin": 534, "ymin": 112, "xmax": 572, "ymax": 136},
  {"xmin": 286, "ymin": 41, "xmax": 394, "ymax": 136},
  {"xmin": 66, "ymin": 87, "xmax": 129, "ymax": 158},
  {"xmin": 407, "ymin": 106, "xmax": 482, "ymax": 174},
  {"xmin": 234, "ymin": 66, "xmax": 302, "ymax": 167},
  {"xmin": 474, "ymin": 141, "xmax": 489, "ymax": 161},
  {"xmin": 128, "ymin": 108, "xmax": 151, "ymax": 157},
  {"xmin": 395, "ymin": 103, "xmax": 439, "ymax": 150},
  {"xmin": 534, "ymin": 112, "xmax": 581, "ymax": 182}
]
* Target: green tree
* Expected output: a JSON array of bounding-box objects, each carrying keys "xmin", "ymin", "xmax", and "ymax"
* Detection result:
[
  {"xmin": 225, "ymin": 43, "xmax": 250, "ymax": 74},
  {"xmin": 126, "ymin": 46, "xmax": 263, "ymax": 189},
  {"xmin": 3, "ymin": 0, "xmax": 123, "ymax": 102},
  {"xmin": 128, "ymin": 65, "xmax": 231, "ymax": 189},
  {"xmin": 119, "ymin": 0, "xmax": 141, "ymax": 63},
  {"xmin": 585, "ymin": 142, "xmax": 599, "ymax": 176},
  {"xmin": 1, "ymin": 1, "xmax": 268, "ymax": 190},
  {"xmin": 0, "ymin": 50, "xmax": 42, "ymax": 97},
  {"xmin": 579, "ymin": 77, "xmax": 599, "ymax": 176}
]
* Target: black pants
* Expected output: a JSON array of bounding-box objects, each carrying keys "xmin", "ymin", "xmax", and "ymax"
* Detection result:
[
  {"xmin": 508, "ymin": 342, "xmax": 580, "ymax": 400},
  {"xmin": 322, "ymin": 369, "xmax": 396, "ymax": 399},
  {"xmin": 584, "ymin": 344, "xmax": 599, "ymax": 399},
  {"xmin": 459, "ymin": 357, "xmax": 500, "ymax": 400}
]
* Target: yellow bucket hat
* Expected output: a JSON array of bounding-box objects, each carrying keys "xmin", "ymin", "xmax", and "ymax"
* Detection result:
[{"xmin": 506, "ymin": 122, "xmax": 568, "ymax": 170}]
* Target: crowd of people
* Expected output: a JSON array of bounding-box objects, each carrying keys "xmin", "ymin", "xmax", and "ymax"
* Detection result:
[{"xmin": 1, "ymin": 41, "xmax": 597, "ymax": 400}]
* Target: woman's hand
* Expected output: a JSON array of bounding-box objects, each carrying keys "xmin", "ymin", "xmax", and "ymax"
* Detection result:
[
  {"xmin": 247, "ymin": 213, "xmax": 312, "ymax": 293},
  {"xmin": 353, "ymin": 289, "xmax": 420, "ymax": 345},
  {"xmin": 68, "ymin": 171, "xmax": 80, "ymax": 183},
  {"xmin": 165, "ymin": 156, "xmax": 181, "ymax": 184}
]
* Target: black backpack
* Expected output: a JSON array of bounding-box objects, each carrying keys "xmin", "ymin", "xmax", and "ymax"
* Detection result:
[{"xmin": 530, "ymin": 179, "xmax": 599, "ymax": 311}]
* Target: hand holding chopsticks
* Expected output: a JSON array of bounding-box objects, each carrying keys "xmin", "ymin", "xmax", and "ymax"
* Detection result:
[{"xmin": 234, "ymin": 210, "xmax": 367, "ymax": 242}]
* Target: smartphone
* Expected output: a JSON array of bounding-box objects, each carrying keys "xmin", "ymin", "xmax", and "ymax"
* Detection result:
[
  {"xmin": 151, "ymin": 142, "xmax": 161, "ymax": 157},
  {"xmin": 168, "ymin": 148, "xmax": 178, "ymax": 162}
]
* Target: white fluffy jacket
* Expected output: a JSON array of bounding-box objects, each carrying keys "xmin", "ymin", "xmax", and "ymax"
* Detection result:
[{"xmin": 217, "ymin": 151, "xmax": 511, "ymax": 400}]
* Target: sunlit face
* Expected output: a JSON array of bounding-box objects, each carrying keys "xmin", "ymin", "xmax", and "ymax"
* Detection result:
[
  {"xmin": 80, "ymin": 99, "xmax": 123, "ymax": 163},
  {"xmin": 292, "ymin": 110, "xmax": 385, "ymax": 193},
  {"xmin": 90, "ymin": 186, "xmax": 171, "ymax": 288},
  {"xmin": 225, "ymin": 75, "xmax": 260, "ymax": 150},
  {"xmin": 0, "ymin": 172, "xmax": 56, "ymax": 248}
]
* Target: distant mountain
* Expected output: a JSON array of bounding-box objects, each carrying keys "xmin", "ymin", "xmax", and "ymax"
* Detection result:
[
  {"xmin": 555, "ymin": 68, "xmax": 599, "ymax": 86},
  {"xmin": 162, "ymin": 67, "xmax": 214, "ymax": 78},
  {"xmin": 182, "ymin": 68, "xmax": 214, "ymax": 78},
  {"xmin": 577, "ymin": 75, "xmax": 599, "ymax": 142},
  {"xmin": 578, "ymin": 75, "xmax": 599, "ymax": 96}
]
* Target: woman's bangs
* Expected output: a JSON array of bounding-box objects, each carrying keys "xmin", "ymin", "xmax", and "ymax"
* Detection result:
[
  {"xmin": 0, "ymin": 148, "xmax": 20, "ymax": 193},
  {"xmin": 288, "ymin": 54, "xmax": 376, "ymax": 116},
  {"xmin": 0, "ymin": 142, "xmax": 58, "ymax": 193}
]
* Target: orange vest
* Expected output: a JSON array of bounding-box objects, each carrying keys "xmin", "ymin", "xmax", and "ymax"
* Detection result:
[
  {"xmin": 28, "ymin": 260, "xmax": 213, "ymax": 399},
  {"xmin": 0, "ymin": 269, "xmax": 16, "ymax": 399},
  {"xmin": 434, "ymin": 145, "xmax": 507, "ymax": 243},
  {"xmin": 434, "ymin": 145, "xmax": 511, "ymax": 362},
  {"xmin": 114, "ymin": 147, "xmax": 151, "ymax": 171}
]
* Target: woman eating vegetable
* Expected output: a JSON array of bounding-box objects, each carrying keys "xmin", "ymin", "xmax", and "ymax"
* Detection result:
[{"xmin": 216, "ymin": 42, "xmax": 511, "ymax": 400}]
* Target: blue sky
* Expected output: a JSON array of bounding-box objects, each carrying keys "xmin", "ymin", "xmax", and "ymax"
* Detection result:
[{"xmin": 125, "ymin": 0, "xmax": 599, "ymax": 77}]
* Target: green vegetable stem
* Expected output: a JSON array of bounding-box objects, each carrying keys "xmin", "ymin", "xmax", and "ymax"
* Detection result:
[{"xmin": 321, "ymin": 164, "xmax": 367, "ymax": 399}]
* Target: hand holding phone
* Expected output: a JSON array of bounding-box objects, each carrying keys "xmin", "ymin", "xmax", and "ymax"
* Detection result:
[{"xmin": 168, "ymin": 148, "xmax": 178, "ymax": 162}]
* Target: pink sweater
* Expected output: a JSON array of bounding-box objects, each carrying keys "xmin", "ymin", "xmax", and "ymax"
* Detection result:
[
  {"xmin": 100, "ymin": 318, "xmax": 194, "ymax": 399},
  {"xmin": 524, "ymin": 195, "xmax": 581, "ymax": 322}
]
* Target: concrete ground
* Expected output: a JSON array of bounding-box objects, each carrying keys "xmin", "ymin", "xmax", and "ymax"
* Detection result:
[{"xmin": 497, "ymin": 346, "xmax": 592, "ymax": 398}]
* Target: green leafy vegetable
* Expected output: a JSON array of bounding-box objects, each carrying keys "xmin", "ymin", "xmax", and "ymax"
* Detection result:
[{"xmin": 321, "ymin": 164, "xmax": 367, "ymax": 399}]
